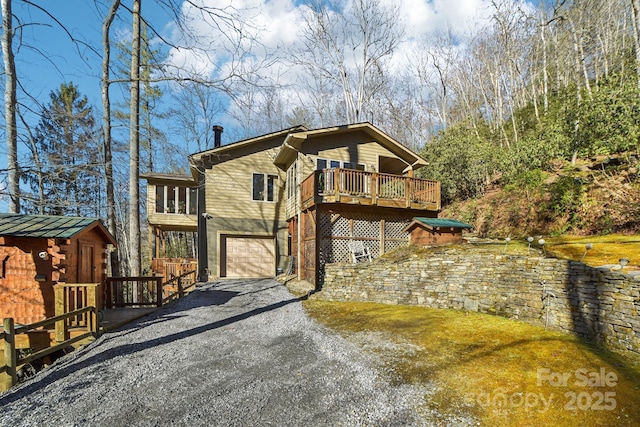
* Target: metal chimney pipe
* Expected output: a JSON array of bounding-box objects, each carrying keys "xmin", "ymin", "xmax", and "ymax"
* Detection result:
[{"xmin": 212, "ymin": 125, "xmax": 223, "ymax": 148}]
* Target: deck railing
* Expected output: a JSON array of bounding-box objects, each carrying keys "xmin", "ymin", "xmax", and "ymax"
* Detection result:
[
  {"xmin": 301, "ymin": 168, "xmax": 440, "ymax": 210},
  {"xmin": 105, "ymin": 276, "xmax": 163, "ymax": 308},
  {"xmin": 54, "ymin": 283, "xmax": 99, "ymax": 331},
  {"xmin": 162, "ymin": 269, "xmax": 197, "ymax": 304}
]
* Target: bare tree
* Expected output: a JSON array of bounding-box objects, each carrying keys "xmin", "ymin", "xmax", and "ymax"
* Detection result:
[
  {"xmin": 296, "ymin": 0, "xmax": 403, "ymax": 123},
  {"xmin": 2, "ymin": 0, "xmax": 19, "ymax": 212},
  {"xmin": 102, "ymin": 0, "xmax": 121, "ymax": 275},
  {"xmin": 129, "ymin": 0, "xmax": 142, "ymax": 276},
  {"xmin": 172, "ymin": 82, "xmax": 224, "ymax": 153}
]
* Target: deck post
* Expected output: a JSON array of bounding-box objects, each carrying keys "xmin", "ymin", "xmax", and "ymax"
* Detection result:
[
  {"xmin": 3, "ymin": 318, "xmax": 17, "ymax": 388},
  {"xmin": 86, "ymin": 284, "xmax": 98, "ymax": 334},
  {"xmin": 54, "ymin": 284, "xmax": 67, "ymax": 342},
  {"xmin": 371, "ymin": 172, "xmax": 378, "ymax": 205},
  {"xmin": 155, "ymin": 277, "xmax": 163, "ymax": 307},
  {"xmin": 405, "ymin": 177, "xmax": 411, "ymax": 208}
]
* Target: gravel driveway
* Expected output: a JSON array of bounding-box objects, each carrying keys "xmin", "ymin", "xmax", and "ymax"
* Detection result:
[{"xmin": 0, "ymin": 279, "xmax": 441, "ymax": 426}]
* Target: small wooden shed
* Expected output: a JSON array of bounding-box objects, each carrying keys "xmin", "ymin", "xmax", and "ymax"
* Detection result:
[
  {"xmin": 0, "ymin": 214, "xmax": 116, "ymax": 325},
  {"xmin": 404, "ymin": 217, "xmax": 473, "ymax": 246}
]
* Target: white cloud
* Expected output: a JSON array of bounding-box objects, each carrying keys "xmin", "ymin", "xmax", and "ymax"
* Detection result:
[{"xmin": 161, "ymin": 0, "xmax": 505, "ymax": 127}]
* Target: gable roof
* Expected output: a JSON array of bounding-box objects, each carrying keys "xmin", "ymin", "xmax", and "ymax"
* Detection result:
[
  {"xmin": 189, "ymin": 125, "xmax": 308, "ymax": 164},
  {"xmin": 404, "ymin": 217, "xmax": 473, "ymax": 232},
  {"xmin": 0, "ymin": 213, "xmax": 117, "ymax": 245},
  {"xmin": 140, "ymin": 172, "xmax": 196, "ymax": 186},
  {"xmin": 272, "ymin": 122, "xmax": 428, "ymax": 172}
]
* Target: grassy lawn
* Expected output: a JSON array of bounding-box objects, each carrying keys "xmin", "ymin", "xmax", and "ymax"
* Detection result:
[{"xmin": 304, "ymin": 300, "xmax": 640, "ymax": 426}]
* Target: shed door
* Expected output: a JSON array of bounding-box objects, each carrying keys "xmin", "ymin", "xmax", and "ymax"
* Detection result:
[
  {"xmin": 79, "ymin": 242, "xmax": 95, "ymax": 283},
  {"xmin": 224, "ymin": 236, "xmax": 275, "ymax": 278}
]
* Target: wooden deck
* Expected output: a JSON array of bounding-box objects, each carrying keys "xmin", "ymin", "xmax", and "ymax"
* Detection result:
[
  {"xmin": 100, "ymin": 307, "xmax": 158, "ymax": 331},
  {"xmin": 299, "ymin": 169, "xmax": 441, "ymax": 213}
]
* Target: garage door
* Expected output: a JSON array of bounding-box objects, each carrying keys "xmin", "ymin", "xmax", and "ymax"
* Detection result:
[{"xmin": 224, "ymin": 236, "xmax": 275, "ymax": 278}]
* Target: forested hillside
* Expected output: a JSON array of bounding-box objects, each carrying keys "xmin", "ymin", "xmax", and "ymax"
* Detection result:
[{"xmin": 416, "ymin": 1, "xmax": 640, "ymax": 236}]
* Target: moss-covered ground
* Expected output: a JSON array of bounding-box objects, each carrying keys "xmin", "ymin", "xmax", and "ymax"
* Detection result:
[
  {"xmin": 304, "ymin": 234, "xmax": 640, "ymax": 425},
  {"xmin": 304, "ymin": 300, "xmax": 640, "ymax": 426}
]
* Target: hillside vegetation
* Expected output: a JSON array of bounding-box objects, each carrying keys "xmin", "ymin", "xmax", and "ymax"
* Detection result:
[
  {"xmin": 420, "ymin": 75, "xmax": 640, "ymax": 238},
  {"xmin": 441, "ymin": 153, "xmax": 640, "ymax": 237}
]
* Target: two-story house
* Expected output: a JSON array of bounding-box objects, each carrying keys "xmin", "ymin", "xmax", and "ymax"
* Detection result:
[{"xmin": 144, "ymin": 122, "xmax": 441, "ymax": 287}]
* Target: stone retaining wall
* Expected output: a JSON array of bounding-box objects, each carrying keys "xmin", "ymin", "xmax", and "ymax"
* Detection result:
[{"xmin": 319, "ymin": 253, "xmax": 640, "ymax": 353}]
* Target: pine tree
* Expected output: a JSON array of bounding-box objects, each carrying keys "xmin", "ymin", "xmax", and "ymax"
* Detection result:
[{"xmin": 22, "ymin": 82, "xmax": 102, "ymax": 217}]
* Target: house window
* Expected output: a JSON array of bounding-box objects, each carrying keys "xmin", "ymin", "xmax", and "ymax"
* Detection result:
[
  {"xmin": 189, "ymin": 188, "xmax": 198, "ymax": 214},
  {"xmin": 287, "ymin": 163, "xmax": 297, "ymax": 200},
  {"xmin": 167, "ymin": 185, "xmax": 176, "ymax": 213},
  {"xmin": 316, "ymin": 158, "xmax": 365, "ymax": 171},
  {"xmin": 253, "ymin": 173, "xmax": 278, "ymax": 202},
  {"xmin": 155, "ymin": 185, "xmax": 197, "ymax": 214},
  {"xmin": 155, "ymin": 185, "xmax": 165, "ymax": 213}
]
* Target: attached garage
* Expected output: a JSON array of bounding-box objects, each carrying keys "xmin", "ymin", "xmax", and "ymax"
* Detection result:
[{"xmin": 222, "ymin": 235, "xmax": 276, "ymax": 278}]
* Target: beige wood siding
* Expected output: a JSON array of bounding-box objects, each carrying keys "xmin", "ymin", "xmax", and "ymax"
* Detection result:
[
  {"xmin": 300, "ymin": 131, "xmax": 409, "ymax": 177},
  {"xmin": 205, "ymin": 144, "xmax": 287, "ymax": 222}
]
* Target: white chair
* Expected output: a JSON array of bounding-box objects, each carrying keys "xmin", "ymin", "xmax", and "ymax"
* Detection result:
[{"xmin": 348, "ymin": 241, "xmax": 372, "ymax": 263}]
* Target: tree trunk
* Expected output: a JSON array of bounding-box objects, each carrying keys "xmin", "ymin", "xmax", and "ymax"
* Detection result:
[
  {"xmin": 2, "ymin": 0, "xmax": 19, "ymax": 213},
  {"xmin": 129, "ymin": 0, "xmax": 142, "ymax": 276},
  {"xmin": 102, "ymin": 0, "xmax": 121, "ymax": 276}
]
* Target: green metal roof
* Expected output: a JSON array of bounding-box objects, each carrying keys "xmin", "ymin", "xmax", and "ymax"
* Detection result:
[
  {"xmin": 0, "ymin": 213, "xmax": 111, "ymax": 240},
  {"xmin": 413, "ymin": 217, "xmax": 473, "ymax": 229}
]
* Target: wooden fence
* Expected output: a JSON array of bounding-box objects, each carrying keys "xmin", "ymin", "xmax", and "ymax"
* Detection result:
[
  {"xmin": 1, "ymin": 306, "xmax": 98, "ymax": 391},
  {"xmin": 2, "ymin": 273, "xmax": 198, "ymax": 391},
  {"xmin": 105, "ymin": 277, "xmax": 163, "ymax": 308},
  {"xmin": 162, "ymin": 269, "xmax": 197, "ymax": 304}
]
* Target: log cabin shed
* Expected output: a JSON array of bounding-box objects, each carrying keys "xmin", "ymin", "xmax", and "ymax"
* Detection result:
[
  {"xmin": 0, "ymin": 213, "xmax": 116, "ymax": 325},
  {"xmin": 404, "ymin": 217, "xmax": 473, "ymax": 246}
]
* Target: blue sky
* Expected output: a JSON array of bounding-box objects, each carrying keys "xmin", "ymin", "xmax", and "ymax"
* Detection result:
[{"xmin": 1, "ymin": 0, "xmax": 499, "ymax": 211}]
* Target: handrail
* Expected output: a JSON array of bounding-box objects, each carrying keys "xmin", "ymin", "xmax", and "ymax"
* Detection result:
[
  {"xmin": 2, "ymin": 306, "xmax": 98, "ymax": 390},
  {"xmin": 162, "ymin": 269, "xmax": 197, "ymax": 304},
  {"xmin": 105, "ymin": 276, "xmax": 163, "ymax": 308}
]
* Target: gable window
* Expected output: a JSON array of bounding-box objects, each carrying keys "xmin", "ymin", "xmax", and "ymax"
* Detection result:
[
  {"xmin": 316, "ymin": 158, "xmax": 365, "ymax": 171},
  {"xmin": 253, "ymin": 173, "xmax": 278, "ymax": 202},
  {"xmin": 155, "ymin": 185, "xmax": 197, "ymax": 214}
]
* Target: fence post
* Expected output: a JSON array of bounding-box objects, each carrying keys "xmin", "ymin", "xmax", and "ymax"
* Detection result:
[
  {"xmin": 3, "ymin": 318, "xmax": 17, "ymax": 389},
  {"xmin": 54, "ymin": 285, "xmax": 67, "ymax": 342},
  {"xmin": 178, "ymin": 276, "xmax": 184, "ymax": 299},
  {"xmin": 156, "ymin": 278, "xmax": 163, "ymax": 307},
  {"xmin": 105, "ymin": 278, "xmax": 113, "ymax": 309},
  {"xmin": 86, "ymin": 284, "xmax": 98, "ymax": 335}
]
